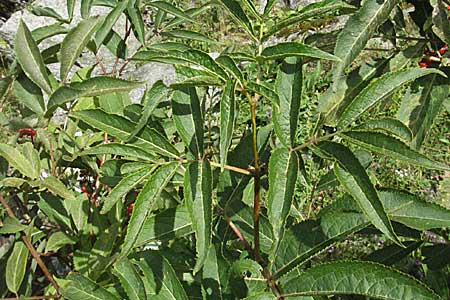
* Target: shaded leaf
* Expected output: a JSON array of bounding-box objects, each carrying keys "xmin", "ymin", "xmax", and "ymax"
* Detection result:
[
  {"xmin": 317, "ymin": 141, "xmax": 400, "ymax": 245},
  {"xmin": 338, "ymin": 68, "xmax": 446, "ymax": 128},
  {"xmin": 219, "ymin": 0, "xmax": 254, "ymax": 38},
  {"xmin": 135, "ymin": 205, "xmax": 193, "ymax": 247},
  {"xmin": 172, "ymin": 87, "xmax": 204, "ymax": 159},
  {"xmin": 79, "ymin": 143, "xmax": 157, "ymax": 162},
  {"xmin": 13, "ymin": 73, "xmax": 45, "ymax": 115},
  {"xmin": 184, "ymin": 161, "xmax": 212, "ymax": 274},
  {"xmin": 216, "ymin": 55, "xmax": 245, "ymax": 84},
  {"xmin": 45, "ymin": 232, "xmax": 77, "ymax": 252},
  {"xmin": 127, "ymin": 4, "xmax": 146, "ymax": 47},
  {"xmin": 114, "ymin": 258, "xmax": 147, "ymax": 300},
  {"xmin": 161, "ymin": 29, "xmax": 215, "ymax": 43},
  {"xmin": 81, "ymin": 0, "xmax": 93, "ymax": 18},
  {"xmin": 121, "ymin": 163, "xmax": 179, "ymax": 256},
  {"xmin": 62, "ymin": 273, "xmax": 120, "ymax": 300},
  {"xmin": 101, "ymin": 167, "xmax": 153, "ymax": 214}
]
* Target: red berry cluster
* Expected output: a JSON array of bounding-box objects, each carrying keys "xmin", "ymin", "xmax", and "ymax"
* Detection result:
[
  {"xmin": 18, "ymin": 128, "xmax": 36, "ymax": 138},
  {"xmin": 81, "ymin": 185, "xmax": 90, "ymax": 198},
  {"xmin": 418, "ymin": 44, "xmax": 448, "ymax": 68}
]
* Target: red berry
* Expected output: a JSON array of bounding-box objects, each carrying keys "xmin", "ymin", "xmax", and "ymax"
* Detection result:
[
  {"xmin": 96, "ymin": 159, "xmax": 102, "ymax": 167},
  {"xmin": 418, "ymin": 61, "xmax": 428, "ymax": 68},
  {"xmin": 18, "ymin": 128, "xmax": 36, "ymax": 137},
  {"xmin": 439, "ymin": 44, "xmax": 448, "ymax": 55},
  {"xmin": 81, "ymin": 186, "xmax": 87, "ymax": 192},
  {"xmin": 127, "ymin": 203, "xmax": 134, "ymax": 216},
  {"xmin": 447, "ymin": 5, "xmax": 450, "ymax": 10},
  {"xmin": 84, "ymin": 191, "xmax": 90, "ymax": 198}
]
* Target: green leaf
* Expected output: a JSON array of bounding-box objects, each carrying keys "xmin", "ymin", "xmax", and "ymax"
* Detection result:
[
  {"xmin": 45, "ymin": 232, "xmax": 77, "ymax": 252},
  {"xmin": 13, "ymin": 73, "xmax": 45, "ymax": 116},
  {"xmin": 170, "ymin": 76, "xmax": 223, "ymax": 88},
  {"xmin": 62, "ymin": 273, "xmax": 120, "ymax": 300},
  {"xmin": 14, "ymin": 20, "xmax": 52, "ymax": 94},
  {"xmin": 356, "ymin": 118, "xmax": 412, "ymax": 142},
  {"xmin": 338, "ymin": 68, "xmax": 446, "ymax": 128},
  {"xmin": 273, "ymin": 56, "xmax": 303, "ymax": 147},
  {"xmin": 135, "ymin": 205, "xmax": 193, "ymax": 246},
  {"xmin": 100, "ymin": 167, "xmax": 153, "ymax": 214},
  {"xmin": 267, "ymin": 148, "xmax": 298, "ymax": 260},
  {"xmin": 379, "ymin": 189, "xmax": 450, "ymax": 230},
  {"xmin": 127, "ymin": 81, "xmax": 168, "ymax": 142},
  {"xmin": 39, "ymin": 176, "xmax": 76, "ymax": 200},
  {"xmin": 366, "ymin": 241, "xmax": 422, "ymax": 265},
  {"xmin": 281, "ymin": 261, "xmax": 441, "ymax": 299},
  {"xmin": 246, "ymin": 82, "xmax": 279, "ymax": 108},
  {"xmin": 79, "ymin": 143, "xmax": 157, "ymax": 162},
  {"xmin": 28, "ymin": 5, "xmax": 67, "ymax": 23},
  {"xmin": 0, "ymin": 217, "xmax": 27, "ymax": 234},
  {"xmin": 260, "ymin": 42, "xmax": 339, "ymax": 61},
  {"xmin": 6, "ymin": 241, "xmax": 28, "ymax": 293},
  {"xmin": 184, "ymin": 161, "xmax": 212, "ymax": 274},
  {"xmin": 127, "ymin": 5, "xmax": 146, "ymax": 47},
  {"xmin": 98, "ymin": 92, "xmax": 131, "ymax": 114},
  {"xmin": 132, "ymin": 49, "xmax": 228, "ymax": 81},
  {"xmin": 0, "ymin": 143, "xmax": 39, "ymax": 179},
  {"xmin": 323, "ymin": 0, "xmax": 397, "ymax": 115},
  {"xmin": 67, "ymin": 0, "xmax": 75, "ymax": 21},
  {"xmin": 47, "ymin": 77, "xmax": 142, "ymax": 115},
  {"xmin": 397, "ymin": 74, "xmax": 449, "ymax": 149},
  {"xmin": 340, "ymin": 130, "xmax": 450, "ymax": 171},
  {"xmin": 137, "ymin": 252, "xmax": 189, "ymax": 300},
  {"xmin": 220, "ymin": 81, "xmax": 237, "ymax": 169},
  {"xmin": 113, "ymin": 259, "xmax": 147, "ymax": 300},
  {"xmin": 216, "ymin": 55, "xmax": 245, "ymax": 84},
  {"xmin": 32, "ymin": 23, "xmax": 69, "ymax": 44},
  {"xmin": 81, "ymin": 0, "xmax": 94, "ymax": 18},
  {"xmin": 264, "ymin": 0, "xmax": 277, "ymax": 15},
  {"xmin": 0, "ymin": 76, "xmax": 12, "ymax": 100},
  {"xmin": 71, "ymin": 109, "xmax": 179, "ymax": 158},
  {"xmin": 146, "ymin": 1, "xmax": 196, "ymax": 23},
  {"xmin": 172, "ymin": 87, "xmax": 204, "ymax": 159},
  {"xmin": 161, "ymin": 29, "xmax": 215, "ymax": 44},
  {"xmin": 103, "ymin": 30, "xmax": 128, "ymax": 59},
  {"xmin": 60, "ymin": 16, "xmax": 101, "ymax": 83},
  {"xmin": 65, "ymin": 194, "xmax": 89, "ymax": 232},
  {"xmin": 203, "ymin": 246, "xmax": 227, "ymax": 300},
  {"xmin": 95, "ymin": 1, "xmax": 128, "ymax": 49},
  {"xmin": 432, "ymin": 0, "xmax": 450, "ymax": 44},
  {"xmin": 121, "ymin": 162, "xmax": 179, "ymax": 256},
  {"xmin": 219, "ymin": 0, "xmax": 254, "ymax": 38},
  {"xmin": 263, "ymin": 0, "xmax": 354, "ymax": 40},
  {"xmin": 316, "ymin": 141, "xmax": 400, "ymax": 245}
]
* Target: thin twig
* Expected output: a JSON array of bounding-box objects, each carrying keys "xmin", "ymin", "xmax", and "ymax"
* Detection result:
[
  {"xmin": 95, "ymin": 53, "xmax": 108, "ymax": 75},
  {"xmin": 0, "ymin": 195, "xmax": 60, "ymax": 293},
  {"xmin": 48, "ymin": 136, "xmax": 56, "ymax": 177},
  {"xmin": 223, "ymin": 216, "xmax": 254, "ymax": 255},
  {"xmin": 208, "ymin": 160, "xmax": 251, "ymax": 175}
]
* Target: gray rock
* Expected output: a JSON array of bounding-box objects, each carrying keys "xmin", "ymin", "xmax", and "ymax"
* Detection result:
[{"xmin": 0, "ymin": 0, "xmax": 176, "ymax": 102}]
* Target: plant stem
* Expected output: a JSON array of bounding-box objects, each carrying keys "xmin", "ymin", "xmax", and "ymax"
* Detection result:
[
  {"xmin": 249, "ymin": 100, "xmax": 263, "ymax": 263},
  {"xmin": 208, "ymin": 160, "xmax": 251, "ymax": 175},
  {"xmin": 223, "ymin": 216, "xmax": 254, "ymax": 255},
  {"xmin": 0, "ymin": 195, "xmax": 60, "ymax": 294}
]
